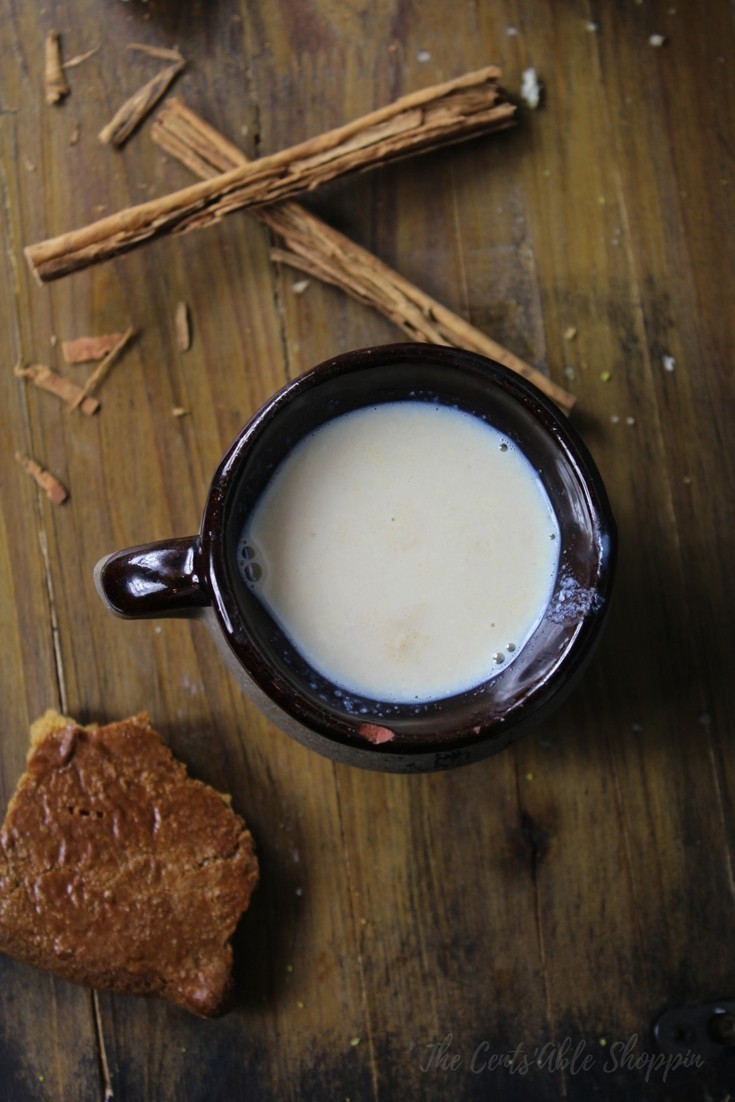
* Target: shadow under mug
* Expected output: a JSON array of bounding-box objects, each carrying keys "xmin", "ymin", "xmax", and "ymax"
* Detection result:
[{"xmin": 95, "ymin": 344, "xmax": 617, "ymax": 772}]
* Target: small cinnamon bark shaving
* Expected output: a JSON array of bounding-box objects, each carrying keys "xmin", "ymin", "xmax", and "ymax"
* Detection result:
[
  {"xmin": 175, "ymin": 301, "xmax": 191, "ymax": 351},
  {"xmin": 127, "ymin": 43, "xmax": 184, "ymax": 62},
  {"xmin": 14, "ymin": 452, "xmax": 68, "ymax": 505},
  {"xmin": 62, "ymin": 45, "xmax": 99, "ymax": 70},
  {"xmin": 151, "ymin": 99, "xmax": 575, "ymax": 411},
  {"xmin": 62, "ymin": 333, "xmax": 126, "ymax": 364},
  {"xmin": 45, "ymin": 31, "xmax": 70, "ymax": 105},
  {"xmin": 14, "ymin": 362, "xmax": 99, "ymax": 415},
  {"xmin": 99, "ymin": 54, "xmax": 185, "ymax": 147},
  {"xmin": 28, "ymin": 66, "xmax": 515, "ymax": 282},
  {"xmin": 67, "ymin": 327, "xmax": 135, "ymax": 411}
]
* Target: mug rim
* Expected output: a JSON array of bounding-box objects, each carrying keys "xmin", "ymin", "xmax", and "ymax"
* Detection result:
[{"xmin": 199, "ymin": 343, "xmax": 617, "ymax": 765}]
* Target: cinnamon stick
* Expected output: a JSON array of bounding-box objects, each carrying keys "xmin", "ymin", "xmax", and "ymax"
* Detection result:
[
  {"xmin": 14, "ymin": 452, "xmax": 69, "ymax": 505},
  {"xmin": 152, "ymin": 99, "xmax": 575, "ymax": 411},
  {"xmin": 14, "ymin": 362, "xmax": 99, "ymax": 415},
  {"xmin": 26, "ymin": 66, "xmax": 515, "ymax": 284},
  {"xmin": 45, "ymin": 31, "xmax": 70, "ymax": 105}
]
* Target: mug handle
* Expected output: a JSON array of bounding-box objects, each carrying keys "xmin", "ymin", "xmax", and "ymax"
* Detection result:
[{"xmin": 94, "ymin": 536, "xmax": 211, "ymax": 619}]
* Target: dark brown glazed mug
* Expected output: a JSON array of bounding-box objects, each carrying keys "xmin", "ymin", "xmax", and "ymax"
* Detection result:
[{"xmin": 94, "ymin": 344, "xmax": 616, "ymax": 772}]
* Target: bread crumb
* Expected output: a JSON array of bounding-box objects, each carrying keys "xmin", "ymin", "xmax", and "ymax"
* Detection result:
[
  {"xmin": 564, "ymin": 326, "xmax": 577, "ymax": 341},
  {"xmin": 649, "ymin": 33, "xmax": 666, "ymax": 47},
  {"xmin": 521, "ymin": 68, "xmax": 542, "ymax": 109},
  {"xmin": 662, "ymin": 354, "xmax": 676, "ymax": 373}
]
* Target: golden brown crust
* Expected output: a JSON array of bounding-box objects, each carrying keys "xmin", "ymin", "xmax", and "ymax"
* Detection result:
[
  {"xmin": 28, "ymin": 707, "xmax": 81, "ymax": 748},
  {"xmin": 0, "ymin": 713, "xmax": 258, "ymax": 1017}
]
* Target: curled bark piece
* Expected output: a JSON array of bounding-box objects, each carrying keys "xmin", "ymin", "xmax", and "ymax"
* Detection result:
[
  {"xmin": 14, "ymin": 362, "xmax": 99, "ymax": 415},
  {"xmin": 98, "ymin": 55, "xmax": 185, "ymax": 147},
  {"xmin": 14, "ymin": 452, "xmax": 69, "ymax": 505}
]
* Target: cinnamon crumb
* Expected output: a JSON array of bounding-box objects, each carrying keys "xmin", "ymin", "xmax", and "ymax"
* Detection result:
[
  {"xmin": 14, "ymin": 452, "xmax": 69, "ymax": 505},
  {"xmin": 359, "ymin": 723, "xmax": 395, "ymax": 745},
  {"xmin": 45, "ymin": 31, "xmax": 70, "ymax": 106},
  {"xmin": 175, "ymin": 301, "xmax": 191, "ymax": 351}
]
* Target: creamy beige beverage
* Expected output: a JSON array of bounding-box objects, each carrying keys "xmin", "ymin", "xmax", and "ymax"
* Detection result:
[{"xmin": 238, "ymin": 401, "xmax": 560, "ymax": 702}]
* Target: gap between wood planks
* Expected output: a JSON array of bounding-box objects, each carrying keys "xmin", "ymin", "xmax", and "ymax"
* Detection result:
[{"xmin": 332, "ymin": 767, "xmax": 380, "ymax": 1102}]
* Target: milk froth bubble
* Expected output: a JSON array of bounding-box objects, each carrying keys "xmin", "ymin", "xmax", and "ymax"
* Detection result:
[{"xmin": 238, "ymin": 401, "xmax": 560, "ymax": 703}]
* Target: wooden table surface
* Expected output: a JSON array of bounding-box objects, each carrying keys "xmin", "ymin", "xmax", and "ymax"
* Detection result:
[{"xmin": 2, "ymin": 1, "xmax": 734, "ymax": 1099}]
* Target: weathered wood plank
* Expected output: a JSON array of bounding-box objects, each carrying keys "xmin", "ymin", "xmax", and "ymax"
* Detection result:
[{"xmin": 1, "ymin": 0, "xmax": 733, "ymax": 1099}]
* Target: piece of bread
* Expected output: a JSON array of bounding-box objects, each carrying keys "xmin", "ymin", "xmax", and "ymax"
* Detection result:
[{"xmin": 0, "ymin": 710, "xmax": 258, "ymax": 1017}]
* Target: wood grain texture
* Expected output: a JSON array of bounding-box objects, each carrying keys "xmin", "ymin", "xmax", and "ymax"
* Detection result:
[{"xmin": 1, "ymin": 1, "xmax": 734, "ymax": 1099}]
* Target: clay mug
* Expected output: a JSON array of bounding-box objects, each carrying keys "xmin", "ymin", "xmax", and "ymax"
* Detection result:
[{"xmin": 95, "ymin": 343, "xmax": 616, "ymax": 772}]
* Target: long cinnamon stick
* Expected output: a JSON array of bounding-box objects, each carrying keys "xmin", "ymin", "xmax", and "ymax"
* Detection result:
[
  {"xmin": 152, "ymin": 99, "xmax": 575, "ymax": 411},
  {"xmin": 25, "ymin": 66, "xmax": 515, "ymax": 284}
]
